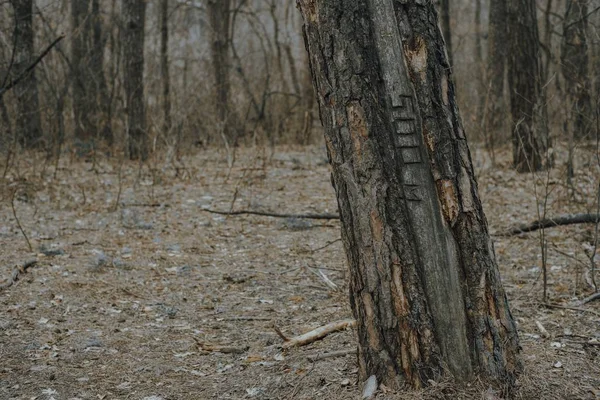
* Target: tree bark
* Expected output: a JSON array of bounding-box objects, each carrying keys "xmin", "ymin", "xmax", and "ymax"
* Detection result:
[
  {"xmin": 160, "ymin": 0, "xmax": 171, "ymax": 136},
  {"xmin": 10, "ymin": 0, "xmax": 43, "ymax": 148},
  {"xmin": 122, "ymin": 0, "xmax": 147, "ymax": 161},
  {"xmin": 208, "ymin": 0, "xmax": 234, "ymax": 141},
  {"xmin": 71, "ymin": 0, "xmax": 111, "ymax": 145},
  {"xmin": 561, "ymin": 0, "xmax": 592, "ymax": 140},
  {"xmin": 507, "ymin": 0, "xmax": 548, "ymax": 172},
  {"xmin": 298, "ymin": 0, "xmax": 520, "ymax": 390},
  {"xmin": 439, "ymin": 0, "xmax": 452, "ymax": 67},
  {"xmin": 484, "ymin": 0, "xmax": 507, "ymax": 148}
]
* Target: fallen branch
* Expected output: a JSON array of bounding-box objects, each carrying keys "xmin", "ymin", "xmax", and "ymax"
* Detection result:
[
  {"xmin": 579, "ymin": 292, "xmax": 600, "ymax": 305},
  {"xmin": 306, "ymin": 348, "xmax": 354, "ymax": 361},
  {"xmin": 504, "ymin": 213, "xmax": 600, "ymax": 236},
  {"xmin": 0, "ymin": 259, "xmax": 38, "ymax": 290},
  {"xmin": 193, "ymin": 337, "xmax": 248, "ymax": 354},
  {"xmin": 279, "ymin": 319, "xmax": 356, "ymax": 349},
  {"xmin": 202, "ymin": 208, "xmax": 340, "ymax": 220}
]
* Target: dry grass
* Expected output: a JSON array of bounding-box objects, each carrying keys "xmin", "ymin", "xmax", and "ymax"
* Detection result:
[{"xmin": 0, "ymin": 143, "xmax": 599, "ymax": 399}]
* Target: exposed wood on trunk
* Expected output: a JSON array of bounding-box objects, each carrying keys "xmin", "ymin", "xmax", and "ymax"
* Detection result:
[{"xmin": 298, "ymin": 0, "xmax": 521, "ymax": 389}]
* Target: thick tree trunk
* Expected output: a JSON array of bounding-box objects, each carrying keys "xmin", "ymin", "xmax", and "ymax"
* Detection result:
[
  {"xmin": 208, "ymin": 0, "xmax": 234, "ymax": 141},
  {"xmin": 122, "ymin": 0, "xmax": 147, "ymax": 161},
  {"xmin": 11, "ymin": 0, "xmax": 43, "ymax": 148},
  {"xmin": 484, "ymin": 0, "xmax": 507, "ymax": 148},
  {"xmin": 561, "ymin": 0, "xmax": 591, "ymax": 140},
  {"xmin": 507, "ymin": 0, "xmax": 548, "ymax": 172},
  {"xmin": 160, "ymin": 0, "xmax": 171, "ymax": 136},
  {"xmin": 298, "ymin": 0, "xmax": 521, "ymax": 390}
]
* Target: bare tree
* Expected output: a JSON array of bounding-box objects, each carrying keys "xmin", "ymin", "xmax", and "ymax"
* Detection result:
[
  {"xmin": 10, "ymin": 0, "xmax": 42, "ymax": 148},
  {"xmin": 160, "ymin": 0, "xmax": 171, "ymax": 136},
  {"xmin": 562, "ymin": 0, "xmax": 592, "ymax": 140},
  {"xmin": 71, "ymin": 0, "xmax": 111, "ymax": 146},
  {"xmin": 122, "ymin": 0, "xmax": 147, "ymax": 160},
  {"xmin": 507, "ymin": 0, "xmax": 548, "ymax": 172},
  {"xmin": 208, "ymin": 0, "xmax": 235, "ymax": 141},
  {"xmin": 484, "ymin": 0, "xmax": 508, "ymax": 150},
  {"xmin": 298, "ymin": 0, "xmax": 521, "ymax": 390}
]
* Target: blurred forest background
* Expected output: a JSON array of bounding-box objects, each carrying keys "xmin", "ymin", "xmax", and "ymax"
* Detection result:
[{"xmin": 0, "ymin": 0, "xmax": 597, "ymax": 163}]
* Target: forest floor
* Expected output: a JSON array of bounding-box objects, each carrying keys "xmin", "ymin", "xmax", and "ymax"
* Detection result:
[{"xmin": 0, "ymin": 143, "xmax": 599, "ymax": 400}]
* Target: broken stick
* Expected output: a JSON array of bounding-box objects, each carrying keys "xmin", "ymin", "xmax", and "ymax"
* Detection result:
[
  {"xmin": 279, "ymin": 319, "xmax": 356, "ymax": 349},
  {"xmin": 0, "ymin": 259, "xmax": 38, "ymax": 290},
  {"xmin": 504, "ymin": 213, "xmax": 600, "ymax": 236}
]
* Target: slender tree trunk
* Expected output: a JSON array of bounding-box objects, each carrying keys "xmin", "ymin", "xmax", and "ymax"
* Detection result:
[
  {"xmin": 298, "ymin": 0, "xmax": 520, "ymax": 390},
  {"xmin": 11, "ymin": 0, "xmax": 43, "ymax": 148},
  {"xmin": 91, "ymin": 0, "xmax": 112, "ymax": 144},
  {"xmin": 507, "ymin": 0, "xmax": 548, "ymax": 172},
  {"xmin": 474, "ymin": 0, "xmax": 484, "ymax": 122},
  {"xmin": 160, "ymin": 0, "xmax": 171, "ymax": 136},
  {"xmin": 484, "ymin": 0, "xmax": 508, "ymax": 150},
  {"xmin": 440, "ymin": 0, "xmax": 452, "ymax": 67},
  {"xmin": 562, "ymin": 0, "xmax": 591, "ymax": 140},
  {"xmin": 71, "ymin": 0, "xmax": 111, "ymax": 145},
  {"xmin": 208, "ymin": 0, "xmax": 234, "ymax": 141},
  {"xmin": 122, "ymin": 0, "xmax": 147, "ymax": 161},
  {"xmin": 71, "ymin": 0, "xmax": 94, "ymax": 142}
]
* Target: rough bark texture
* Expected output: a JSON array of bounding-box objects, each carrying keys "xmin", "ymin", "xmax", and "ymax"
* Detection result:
[
  {"xmin": 11, "ymin": 0, "xmax": 42, "ymax": 148},
  {"xmin": 160, "ymin": 0, "xmax": 171, "ymax": 136},
  {"xmin": 122, "ymin": 0, "xmax": 147, "ymax": 161},
  {"xmin": 439, "ymin": 0, "xmax": 452, "ymax": 67},
  {"xmin": 71, "ymin": 0, "xmax": 111, "ymax": 145},
  {"xmin": 484, "ymin": 0, "xmax": 507, "ymax": 147},
  {"xmin": 298, "ymin": 0, "xmax": 521, "ymax": 390},
  {"xmin": 561, "ymin": 0, "xmax": 591, "ymax": 140},
  {"xmin": 507, "ymin": 0, "xmax": 547, "ymax": 172},
  {"xmin": 208, "ymin": 0, "xmax": 234, "ymax": 141}
]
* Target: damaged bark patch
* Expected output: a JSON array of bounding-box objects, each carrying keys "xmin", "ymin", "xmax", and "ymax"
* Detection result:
[
  {"xmin": 436, "ymin": 179, "xmax": 459, "ymax": 225},
  {"xmin": 404, "ymin": 36, "xmax": 428, "ymax": 83},
  {"xmin": 347, "ymin": 101, "xmax": 369, "ymax": 160},
  {"xmin": 298, "ymin": 0, "xmax": 318, "ymax": 23}
]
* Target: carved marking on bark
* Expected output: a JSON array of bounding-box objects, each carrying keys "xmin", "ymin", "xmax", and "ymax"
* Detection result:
[
  {"xmin": 441, "ymin": 73, "xmax": 450, "ymax": 106},
  {"xmin": 436, "ymin": 179, "xmax": 459, "ymax": 226}
]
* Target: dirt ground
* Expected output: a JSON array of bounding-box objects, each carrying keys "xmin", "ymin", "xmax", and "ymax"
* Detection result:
[{"xmin": 0, "ymin": 144, "xmax": 599, "ymax": 400}]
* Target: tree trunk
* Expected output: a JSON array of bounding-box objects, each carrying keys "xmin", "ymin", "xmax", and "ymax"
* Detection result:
[
  {"xmin": 507, "ymin": 0, "xmax": 548, "ymax": 172},
  {"xmin": 90, "ymin": 0, "xmax": 112, "ymax": 144},
  {"xmin": 11, "ymin": 0, "xmax": 43, "ymax": 148},
  {"xmin": 298, "ymin": 0, "xmax": 521, "ymax": 390},
  {"xmin": 160, "ymin": 0, "xmax": 171, "ymax": 136},
  {"xmin": 71, "ymin": 0, "xmax": 111, "ymax": 145},
  {"xmin": 71, "ymin": 0, "xmax": 94, "ymax": 142},
  {"xmin": 484, "ymin": 0, "xmax": 507, "ymax": 149},
  {"xmin": 561, "ymin": 0, "xmax": 591, "ymax": 140},
  {"xmin": 439, "ymin": 0, "xmax": 452, "ymax": 67},
  {"xmin": 122, "ymin": 0, "xmax": 147, "ymax": 161},
  {"xmin": 208, "ymin": 0, "xmax": 234, "ymax": 141}
]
